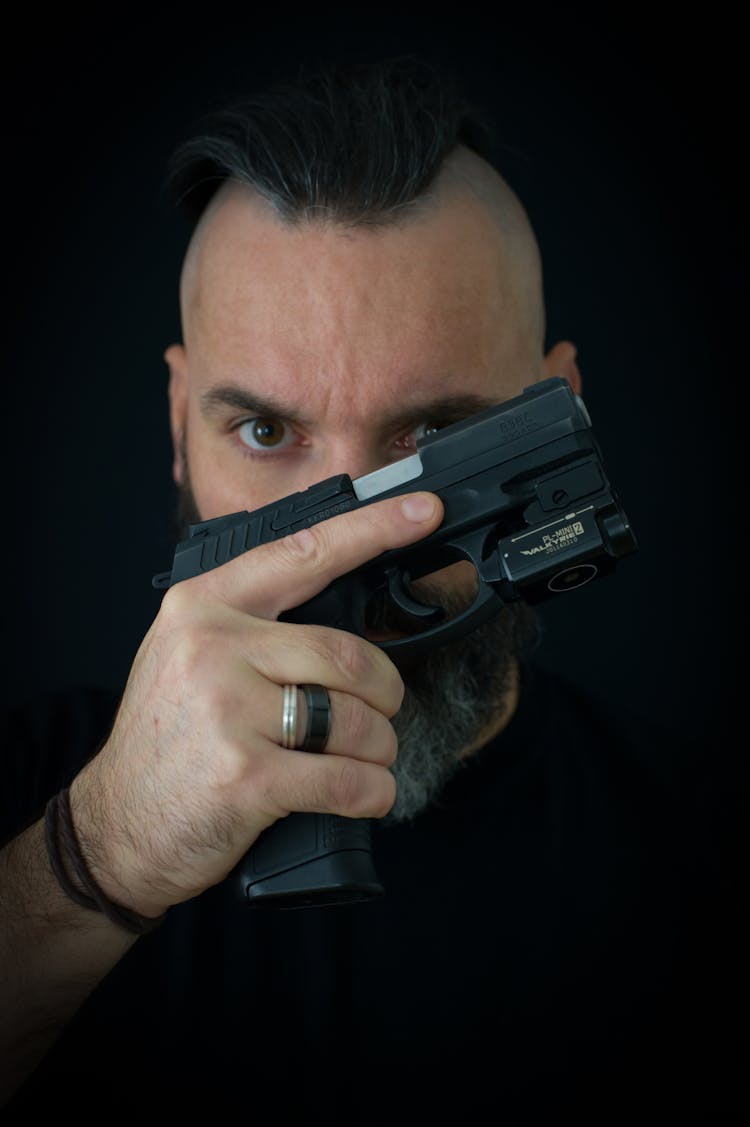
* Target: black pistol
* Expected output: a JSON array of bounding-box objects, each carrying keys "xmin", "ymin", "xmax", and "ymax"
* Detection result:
[{"xmin": 152, "ymin": 377, "xmax": 637, "ymax": 908}]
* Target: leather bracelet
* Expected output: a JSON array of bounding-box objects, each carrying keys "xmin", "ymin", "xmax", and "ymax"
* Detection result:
[{"xmin": 44, "ymin": 788, "xmax": 166, "ymax": 936}]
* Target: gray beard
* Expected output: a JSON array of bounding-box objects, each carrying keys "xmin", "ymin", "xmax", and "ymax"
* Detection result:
[
  {"xmin": 382, "ymin": 589, "xmax": 539, "ymax": 823},
  {"xmin": 175, "ymin": 465, "xmax": 540, "ymax": 824}
]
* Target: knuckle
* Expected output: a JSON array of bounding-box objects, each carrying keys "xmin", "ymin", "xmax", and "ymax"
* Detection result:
[
  {"xmin": 380, "ymin": 722, "xmax": 398, "ymax": 768},
  {"xmin": 159, "ymin": 580, "xmax": 193, "ymax": 623},
  {"xmin": 371, "ymin": 771, "xmax": 397, "ymax": 819},
  {"xmin": 210, "ymin": 738, "xmax": 251, "ymax": 791},
  {"xmin": 382, "ymin": 665, "xmax": 406, "ymax": 719},
  {"xmin": 336, "ymin": 701, "xmax": 397, "ymax": 768},
  {"xmin": 337, "ymin": 695, "xmax": 373, "ymax": 748},
  {"xmin": 164, "ymin": 627, "xmax": 204, "ymax": 685},
  {"xmin": 327, "ymin": 759, "xmax": 365, "ymax": 811},
  {"xmin": 168, "ymin": 631, "xmax": 247, "ymax": 722},
  {"xmin": 326, "ymin": 761, "xmax": 395, "ymax": 819},
  {"xmin": 159, "ymin": 577, "xmax": 219, "ymax": 633},
  {"xmin": 274, "ymin": 526, "xmax": 327, "ymax": 570},
  {"xmin": 329, "ymin": 629, "xmax": 374, "ymax": 686},
  {"xmin": 170, "ymin": 621, "xmax": 217, "ymax": 681}
]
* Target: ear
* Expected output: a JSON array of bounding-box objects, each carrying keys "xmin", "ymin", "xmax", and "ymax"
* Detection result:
[
  {"xmin": 164, "ymin": 343, "xmax": 188, "ymax": 485},
  {"xmin": 541, "ymin": 340, "xmax": 582, "ymax": 394}
]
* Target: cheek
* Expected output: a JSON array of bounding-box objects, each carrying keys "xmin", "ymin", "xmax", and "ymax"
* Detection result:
[
  {"xmin": 184, "ymin": 428, "xmax": 253, "ymax": 520},
  {"xmin": 185, "ymin": 421, "xmax": 304, "ymax": 522}
]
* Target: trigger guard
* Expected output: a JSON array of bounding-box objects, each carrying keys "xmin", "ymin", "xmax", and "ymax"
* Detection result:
[
  {"xmin": 385, "ymin": 567, "xmax": 445, "ymax": 623},
  {"xmin": 377, "ymin": 581, "xmax": 506, "ymax": 662}
]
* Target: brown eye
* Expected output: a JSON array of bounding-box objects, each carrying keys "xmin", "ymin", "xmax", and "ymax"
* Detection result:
[{"xmin": 237, "ymin": 417, "xmax": 292, "ymax": 451}]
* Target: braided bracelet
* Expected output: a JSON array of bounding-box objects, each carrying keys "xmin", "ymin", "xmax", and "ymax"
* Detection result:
[{"xmin": 44, "ymin": 787, "xmax": 166, "ymax": 936}]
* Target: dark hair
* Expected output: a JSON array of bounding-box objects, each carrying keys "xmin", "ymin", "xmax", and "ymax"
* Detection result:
[{"xmin": 167, "ymin": 57, "xmax": 495, "ymax": 227}]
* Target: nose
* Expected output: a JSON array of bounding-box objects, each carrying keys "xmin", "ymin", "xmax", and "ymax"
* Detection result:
[{"xmin": 316, "ymin": 437, "xmax": 397, "ymax": 485}]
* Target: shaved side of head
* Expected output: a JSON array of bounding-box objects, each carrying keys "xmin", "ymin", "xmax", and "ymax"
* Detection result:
[
  {"xmin": 436, "ymin": 146, "xmax": 546, "ymax": 363},
  {"xmin": 178, "ymin": 147, "xmax": 546, "ymax": 367}
]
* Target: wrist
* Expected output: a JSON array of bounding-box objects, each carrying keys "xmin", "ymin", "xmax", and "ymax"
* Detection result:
[{"xmin": 46, "ymin": 787, "xmax": 167, "ymax": 935}]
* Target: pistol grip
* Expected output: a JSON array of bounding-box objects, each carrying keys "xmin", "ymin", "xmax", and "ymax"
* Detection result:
[{"xmin": 235, "ymin": 812, "xmax": 383, "ymax": 908}]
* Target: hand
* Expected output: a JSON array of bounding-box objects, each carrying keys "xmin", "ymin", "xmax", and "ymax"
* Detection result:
[{"xmin": 69, "ymin": 493, "xmax": 443, "ymax": 918}]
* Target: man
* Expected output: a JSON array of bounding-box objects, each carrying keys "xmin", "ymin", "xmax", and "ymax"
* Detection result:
[{"xmin": 0, "ymin": 58, "xmax": 739, "ymax": 1121}]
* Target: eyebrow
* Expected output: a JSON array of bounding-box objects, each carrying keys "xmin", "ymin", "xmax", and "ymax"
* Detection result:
[
  {"xmin": 199, "ymin": 383, "xmax": 501, "ymax": 427},
  {"xmin": 200, "ymin": 385, "xmax": 311, "ymax": 425}
]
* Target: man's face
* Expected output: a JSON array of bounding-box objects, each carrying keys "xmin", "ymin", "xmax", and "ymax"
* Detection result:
[
  {"xmin": 166, "ymin": 182, "xmax": 547, "ymax": 818},
  {"xmin": 168, "ymin": 183, "xmax": 543, "ymax": 519}
]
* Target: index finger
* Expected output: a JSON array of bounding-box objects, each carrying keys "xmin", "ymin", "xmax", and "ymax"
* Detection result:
[{"xmin": 199, "ymin": 491, "xmax": 444, "ymax": 619}]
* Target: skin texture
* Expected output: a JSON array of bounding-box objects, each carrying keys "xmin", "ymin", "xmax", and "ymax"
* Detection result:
[
  {"xmin": 168, "ymin": 151, "xmax": 559, "ymax": 521},
  {"xmin": 87, "ymin": 157, "xmax": 582, "ymax": 916},
  {"xmin": 163, "ymin": 154, "xmax": 581, "ymax": 818},
  {"xmin": 0, "ymin": 149, "xmax": 581, "ymax": 1103}
]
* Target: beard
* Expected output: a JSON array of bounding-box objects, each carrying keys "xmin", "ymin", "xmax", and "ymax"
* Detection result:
[
  {"xmin": 373, "ymin": 580, "xmax": 539, "ymax": 823},
  {"xmin": 175, "ymin": 460, "xmax": 541, "ymax": 823}
]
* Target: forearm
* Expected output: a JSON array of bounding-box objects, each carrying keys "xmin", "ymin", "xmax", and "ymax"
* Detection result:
[{"xmin": 0, "ymin": 818, "xmax": 137, "ymax": 1105}]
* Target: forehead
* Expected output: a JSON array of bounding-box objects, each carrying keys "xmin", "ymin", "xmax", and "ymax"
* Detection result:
[{"xmin": 182, "ymin": 184, "xmax": 539, "ymax": 405}]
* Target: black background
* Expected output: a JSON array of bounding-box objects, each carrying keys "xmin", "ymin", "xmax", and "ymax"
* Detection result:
[{"xmin": 1, "ymin": 10, "xmax": 744, "ymax": 750}]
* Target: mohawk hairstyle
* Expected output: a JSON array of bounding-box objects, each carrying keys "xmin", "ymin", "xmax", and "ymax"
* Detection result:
[{"xmin": 166, "ymin": 56, "xmax": 495, "ymax": 227}]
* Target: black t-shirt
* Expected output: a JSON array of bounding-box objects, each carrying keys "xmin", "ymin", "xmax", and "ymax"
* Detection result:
[{"xmin": 1, "ymin": 666, "xmax": 745, "ymax": 1123}]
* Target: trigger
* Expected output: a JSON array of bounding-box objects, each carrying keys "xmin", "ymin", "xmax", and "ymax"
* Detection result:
[{"xmin": 385, "ymin": 567, "xmax": 445, "ymax": 623}]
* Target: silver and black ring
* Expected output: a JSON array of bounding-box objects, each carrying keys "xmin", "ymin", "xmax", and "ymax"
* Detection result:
[{"xmin": 281, "ymin": 683, "xmax": 332, "ymax": 753}]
